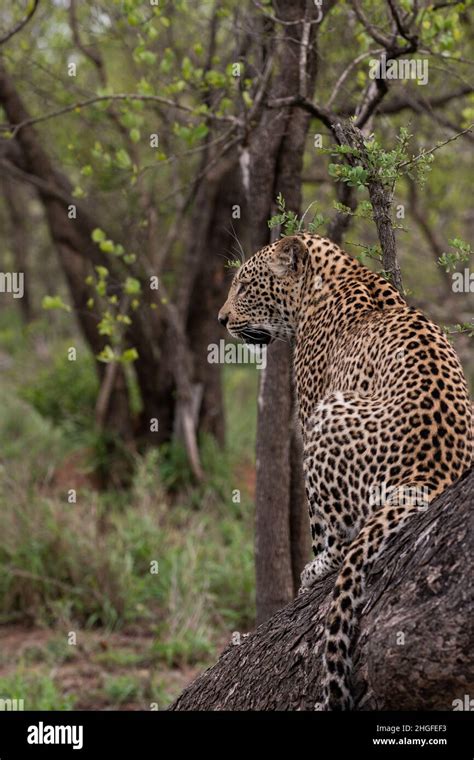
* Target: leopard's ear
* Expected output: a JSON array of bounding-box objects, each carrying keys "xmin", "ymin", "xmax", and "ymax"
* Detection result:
[{"xmin": 268, "ymin": 236, "xmax": 308, "ymax": 278}]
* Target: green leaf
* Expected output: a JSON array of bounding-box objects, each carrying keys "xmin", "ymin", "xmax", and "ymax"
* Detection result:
[
  {"xmin": 99, "ymin": 240, "xmax": 115, "ymax": 253},
  {"xmin": 127, "ymin": 12, "xmax": 140, "ymax": 26},
  {"xmin": 205, "ymin": 69, "xmax": 227, "ymax": 88},
  {"xmin": 97, "ymin": 345, "xmax": 116, "ymax": 363},
  {"xmin": 42, "ymin": 295, "xmax": 71, "ymax": 312},
  {"xmin": 97, "ymin": 311, "xmax": 115, "ymax": 337},
  {"xmin": 120, "ymin": 347, "xmax": 139, "ymax": 363},
  {"xmin": 182, "ymin": 56, "xmax": 194, "ymax": 80},
  {"xmin": 138, "ymin": 50, "xmax": 157, "ymax": 65},
  {"xmin": 92, "ymin": 228, "xmax": 106, "ymax": 243},
  {"xmin": 192, "ymin": 123, "xmax": 209, "ymax": 141},
  {"xmin": 72, "ymin": 186, "xmax": 86, "ymax": 199},
  {"xmin": 137, "ymin": 77, "xmax": 154, "ymax": 96},
  {"xmin": 130, "ymin": 128, "xmax": 141, "ymax": 143},
  {"xmin": 115, "ymin": 148, "xmax": 132, "ymax": 170},
  {"xmin": 124, "ymin": 277, "xmax": 141, "ymax": 295}
]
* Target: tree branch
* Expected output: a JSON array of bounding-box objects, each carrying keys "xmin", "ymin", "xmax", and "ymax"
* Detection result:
[
  {"xmin": 0, "ymin": 0, "xmax": 39, "ymax": 45},
  {"xmin": 0, "ymin": 93, "xmax": 240, "ymax": 137},
  {"xmin": 377, "ymin": 85, "xmax": 474, "ymax": 115},
  {"xmin": 398, "ymin": 122, "xmax": 474, "ymax": 168},
  {"xmin": 68, "ymin": 0, "xmax": 105, "ymax": 82}
]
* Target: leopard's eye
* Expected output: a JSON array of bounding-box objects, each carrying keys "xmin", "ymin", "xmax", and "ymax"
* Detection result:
[{"xmin": 236, "ymin": 281, "xmax": 250, "ymax": 296}]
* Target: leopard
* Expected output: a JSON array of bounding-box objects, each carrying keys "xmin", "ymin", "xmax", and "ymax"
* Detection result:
[{"xmin": 218, "ymin": 232, "xmax": 472, "ymax": 710}]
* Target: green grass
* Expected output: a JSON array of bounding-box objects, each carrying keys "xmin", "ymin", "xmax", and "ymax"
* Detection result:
[
  {"xmin": 103, "ymin": 673, "xmax": 169, "ymax": 709},
  {"xmin": 223, "ymin": 365, "xmax": 259, "ymax": 461},
  {"xmin": 19, "ymin": 350, "xmax": 98, "ymax": 432},
  {"xmin": 0, "ymin": 471, "xmax": 255, "ymax": 631},
  {"xmin": 0, "ymin": 310, "xmax": 258, "ymax": 708},
  {"xmin": 93, "ymin": 648, "xmax": 148, "ymax": 668},
  {"xmin": 104, "ymin": 674, "xmax": 143, "ymax": 705},
  {"xmin": 21, "ymin": 637, "xmax": 79, "ymax": 666},
  {"xmin": 0, "ymin": 669, "xmax": 76, "ymax": 711}
]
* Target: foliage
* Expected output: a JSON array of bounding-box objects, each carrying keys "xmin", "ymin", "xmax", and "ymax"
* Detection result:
[
  {"xmin": 438, "ymin": 238, "xmax": 473, "ymax": 272},
  {"xmin": 0, "ymin": 670, "xmax": 75, "ymax": 711},
  {"xmin": 0, "ymin": 357, "xmax": 257, "ymax": 636},
  {"xmin": 19, "ymin": 350, "xmax": 98, "ymax": 433},
  {"xmin": 268, "ymin": 193, "xmax": 325, "ymax": 235}
]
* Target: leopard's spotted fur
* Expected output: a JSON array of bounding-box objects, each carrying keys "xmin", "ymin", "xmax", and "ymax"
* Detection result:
[{"xmin": 218, "ymin": 233, "xmax": 472, "ymax": 710}]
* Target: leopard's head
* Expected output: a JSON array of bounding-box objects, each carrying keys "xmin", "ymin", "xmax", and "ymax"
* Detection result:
[{"xmin": 218, "ymin": 236, "xmax": 308, "ymax": 345}]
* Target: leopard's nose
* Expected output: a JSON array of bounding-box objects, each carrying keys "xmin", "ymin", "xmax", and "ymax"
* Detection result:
[{"xmin": 218, "ymin": 314, "xmax": 228, "ymax": 327}]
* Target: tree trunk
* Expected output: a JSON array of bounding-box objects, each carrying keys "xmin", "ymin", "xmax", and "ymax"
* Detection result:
[
  {"xmin": 255, "ymin": 342, "xmax": 295, "ymax": 623},
  {"xmin": 0, "ymin": 62, "xmax": 135, "ymax": 444},
  {"xmin": 247, "ymin": 0, "xmax": 320, "ymax": 623},
  {"xmin": 1, "ymin": 177, "xmax": 33, "ymax": 322},
  {"xmin": 186, "ymin": 162, "xmax": 248, "ymax": 445},
  {"xmin": 332, "ymin": 121, "xmax": 403, "ymax": 292},
  {"xmin": 0, "ymin": 62, "xmax": 194, "ymax": 456},
  {"xmin": 170, "ymin": 468, "xmax": 474, "ymax": 710}
]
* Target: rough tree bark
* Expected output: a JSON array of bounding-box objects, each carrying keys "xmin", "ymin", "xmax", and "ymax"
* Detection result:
[
  {"xmin": 170, "ymin": 467, "xmax": 474, "ymax": 710},
  {"xmin": 247, "ymin": 0, "xmax": 323, "ymax": 624},
  {"xmin": 332, "ymin": 120, "xmax": 403, "ymax": 292},
  {"xmin": 186, "ymin": 162, "xmax": 248, "ymax": 445},
  {"xmin": 0, "ymin": 176, "xmax": 33, "ymax": 322}
]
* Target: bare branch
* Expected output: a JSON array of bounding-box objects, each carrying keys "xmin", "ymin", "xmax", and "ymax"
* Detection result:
[
  {"xmin": 0, "ymin": 93, "xmax": 241, "ymax": 137},
  {"xmin": 326, "ymin": 49, "xmax": 384, "ymax": 109},
  {"xmin": 266, "ymin": 95, "xmax": 335, "ymax": 131},
  {"xmin": 377, "ymin": 85, "xmax": 474, "ymax": 115},
  {"xmin": 349, "ymin": 0, "xmax": 393, "ymax": 48},
  {"xmin": 68, "ymin": 0, "xmax": 106, "ymax": 84},
  {"xmin": 0, "ymin": 158, "xmax": 76, "ymax": 206},
  {"xmin": 398, "ymin": 122, "xmax": 474, "ymax": 168},
  {"xmin": 299, "ymin": 14, "xmax": 311, "ymax": 99},
  {"xmin": 350, "ymin": 0, "xmax": 418, "ymax": 55},
  {"xmin": 423, "ymin": 110, "xmax": 474, "ymax": 144},
  {"xmin": 386, "ymin": 0, "xmax": 418, "ymax": 48},
  {"xmin": 406, "ymin": 176, "xmax": 452, "ymax": 297},
  {"xmin": 0, "ymin": 0, "xmax": 39, "ymax": 45},
  {"xmin": 354, "ymin": 77, "xmax": 387, "ymax": 130},
  {"xmin": 251, "ymin": 0, "xmax": 324, "ymax": 27},
  {"xmin": 95, "ymin": 296, "xmax": 131, "ymax": 429}
]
